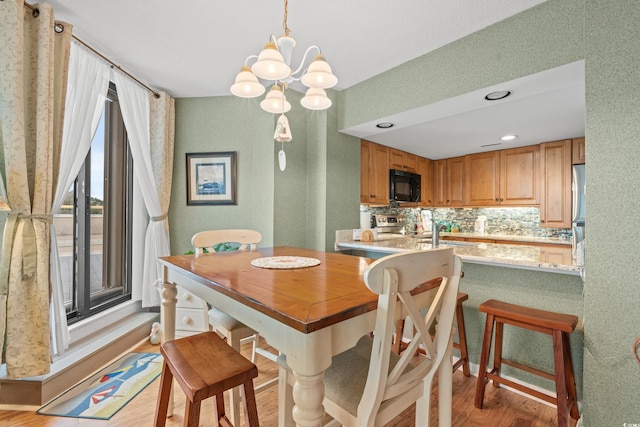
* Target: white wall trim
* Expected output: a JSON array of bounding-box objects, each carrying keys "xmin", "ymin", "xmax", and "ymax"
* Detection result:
[{"xmin": 66, "ymin": 300, "xmax": 145, "ymax": 349}]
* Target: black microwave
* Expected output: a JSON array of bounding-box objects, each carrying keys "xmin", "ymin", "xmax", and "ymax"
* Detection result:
[{"xmin": 389, "ymin": 169, "xmax": 421, "ymax": 202}]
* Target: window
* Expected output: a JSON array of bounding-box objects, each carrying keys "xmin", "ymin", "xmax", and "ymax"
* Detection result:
[{"xmin": 56, "ymin": 83, "xmax": 133, "ymax": 323}]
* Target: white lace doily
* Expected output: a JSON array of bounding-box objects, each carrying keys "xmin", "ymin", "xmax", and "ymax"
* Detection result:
[{"xmin": 250, "ymin": 256, "xmax": 321, "ymax": 269}]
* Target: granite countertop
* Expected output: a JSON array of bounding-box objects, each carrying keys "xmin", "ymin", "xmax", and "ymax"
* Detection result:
[
  {"xmin": 334, "ymin": 231, "xmax": 581, "ymax": 276},
  {"xmin": 436, "ymin": 231, "xmax": 572, "ymax": 246}
]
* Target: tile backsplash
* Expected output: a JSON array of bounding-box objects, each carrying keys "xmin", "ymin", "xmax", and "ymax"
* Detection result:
[{"xmin": 363, "ymin": 204, "xmax": 571, "ymax": 239}]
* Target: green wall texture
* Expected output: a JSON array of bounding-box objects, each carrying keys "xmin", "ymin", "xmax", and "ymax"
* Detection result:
[
  {"xmin": 171, "ymin": 89, "xmax": 360, "ymax": 255},
  {"xmin": 337, "ymin": 1, "xmax": 639, "ymax": 423},
  {"xmin": 171, "ymin": 0, "xmax": 640, "ymax": 424}
]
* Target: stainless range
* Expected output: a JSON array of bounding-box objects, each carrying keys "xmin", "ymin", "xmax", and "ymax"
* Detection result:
[{"xmin": 374, "ymin": 214, "xmax": 406, "ymax": 235}]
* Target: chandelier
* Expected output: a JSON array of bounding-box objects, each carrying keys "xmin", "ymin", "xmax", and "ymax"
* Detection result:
[
  {"xmin": 230, "ymin": 0, "xmax": 337, "ymax": 171},
  {"xmin": 230, "ymin": 0, "xmax": 337, "ymax": 113}
]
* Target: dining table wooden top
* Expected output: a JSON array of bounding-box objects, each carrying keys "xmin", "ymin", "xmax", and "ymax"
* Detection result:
[{"xmin": 159, "ymin": 246, "xmax": 380, "ymax": 334}]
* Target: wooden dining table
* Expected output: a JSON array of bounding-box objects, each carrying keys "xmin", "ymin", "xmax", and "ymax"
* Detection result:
[{"xmin": 159, "ymin": 246, "xmax": 453, "ymax": 427}]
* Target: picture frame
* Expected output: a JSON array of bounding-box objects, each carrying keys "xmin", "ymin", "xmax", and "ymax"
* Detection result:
[{"xmin": 186, "ymin": 151, "xmax": 237, "ymax": 205}]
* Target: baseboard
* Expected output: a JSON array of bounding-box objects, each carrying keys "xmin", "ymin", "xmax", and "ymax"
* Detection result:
[{"xmin": 0, "ymin": 311, "xmax": 159, "ymax": 406}]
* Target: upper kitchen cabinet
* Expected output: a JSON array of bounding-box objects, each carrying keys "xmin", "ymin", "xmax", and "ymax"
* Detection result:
[
  {"xmin": 501, "ymin": 146, "xmax": 540, "ymax": 205},
  {"xmin": 360, "ymin": 140, "xmax": 389, "ymax": 205},
  {"xmin": 540, "ymin": 139, "xmax": 572, "ymax": 228},
  {"xmin": 466, "ymin": 145, "xmax": 540, "ymax": 206},
  {"xmin": 417, "ymin": 157, "xmax": 434, "ymax": 206},
  {"xmin": 389, "ymin": 148, "xmax": 418, "ymax": 173},
  {"xmin": 572, "ymin": 137, "xmax": 585, "ymax": 164},
  {"xmin": 434, "ymin": 156, "xmax": 465, "ymax": 207},
  {"xmin": 465, "ymin": 151, "xmax": 500, "ymax": 206}
]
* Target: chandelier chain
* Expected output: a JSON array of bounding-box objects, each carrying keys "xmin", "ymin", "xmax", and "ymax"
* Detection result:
[{"xmin": 283, "ymin": 0, "xmax": 291, "ymax": 36}]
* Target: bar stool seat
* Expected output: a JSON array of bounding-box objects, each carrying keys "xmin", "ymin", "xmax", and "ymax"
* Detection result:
[
  {"xmin": 154, "ymin": 331, "xmax": 260, "ymax": 427},
  {"xmin": 474, "ymin": 299, "xmax": 579, "ymax": 427},
  {"xmin": 394, "ymin": 292, "xmax": 470, "ymax": 376}
]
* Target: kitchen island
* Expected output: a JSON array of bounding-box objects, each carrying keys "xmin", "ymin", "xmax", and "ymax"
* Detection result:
[
  {"xmin": 335, "ymin": 230, "xmax": 585, "ymax": 401},
  {"xmin": 335, "ymin": 231, "xmax": 580, "ymax": 275}
]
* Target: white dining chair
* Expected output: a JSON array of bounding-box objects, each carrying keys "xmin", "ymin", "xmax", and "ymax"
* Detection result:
[
  {"xmin": 191, "ymin": 229, "xmax": 279, "ymax": 426},
  {"xmin": 279, "ymin": 247, "xmax": 462, "ymax": 427}
]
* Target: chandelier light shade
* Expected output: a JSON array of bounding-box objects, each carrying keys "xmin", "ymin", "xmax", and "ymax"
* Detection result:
[
  {"xmin": 230, "ymin": 66, "xmax": 266, "ymax": 98},
  {"xmin": 230, "ymin": 0, "xmax": 337, "ymax": 114},
  {"xmin": 251, "ymin": 41, "xmax": 291, "ymax": 81},
  {"xmin": 300, "ymin": 55, "xmax": 338, "ymax": 89},
  {"xmin": 260, "ymin": 85, "xmax": 292, "ymax": 114},
  {"xmin": 301, "ymin": 87, "xmax": 332, "ymax": 110}
]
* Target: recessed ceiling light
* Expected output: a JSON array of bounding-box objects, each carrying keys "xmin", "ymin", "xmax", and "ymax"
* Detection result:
[
  {"xmin": 500, "ymin": 134, "xmax": 518, "ymax": 141},
  {"xmin": 376, "ymin": 122, "xmax": 394, "ymax": 129},
  {"xmin": 484, "ymin": 90, "xmax": 512, "ymax": 101}
]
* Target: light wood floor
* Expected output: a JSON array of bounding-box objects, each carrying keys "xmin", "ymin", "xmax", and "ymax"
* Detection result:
[{"xmin": 0, "ymin": 339, "xmax": 575, "ymax": 427}]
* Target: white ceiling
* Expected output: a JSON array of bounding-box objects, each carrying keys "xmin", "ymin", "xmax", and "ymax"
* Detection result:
[{"xmin": 50, "ymin": 0, "xmax": 584, "ymax": 159}]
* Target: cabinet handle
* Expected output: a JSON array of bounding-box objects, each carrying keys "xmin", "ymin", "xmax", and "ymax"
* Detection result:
[
  {"xmin": 541, "ymin": 219, "xmax": 545, "ymax": 223},
  {"xmin": 182, "ymin": 316, "xmax": 193, "ymax": 326},
  {"xmin": 495, "ymin": 198, "xmax": 499, "ymax": 202},
  {"xmin": 183, "ymin": 293, "xmax": 192, "ymax": 302},
  {"xmin": 500, "ymin": 198, "xmax": 504, "ymax": 202}
]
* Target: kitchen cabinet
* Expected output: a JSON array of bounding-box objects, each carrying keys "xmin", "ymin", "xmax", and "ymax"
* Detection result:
[
  {"xmin": 389, "ymin": 148, "xmax": 418, "ymax": 173},
  {"xmin": 465, "ymin": 146, "xmax": 539, "ymax": 206},
  {"xmin": 360, "ymin": 140, "xmax": 389, "ymax": 204},
  {"xmin": 572, "ymin": 137, "xmax": 585, "ymax": 164},
  {"xmin": 434, "ymin": 157, "xmax": 464, "ymax": 206},
  {"xmin": 465, "ymin": 151, "xmax": 499, "ymax": 206},
  {"xmin": 540, "ymin": 139, "xmax": 572, "ymax": 228},
  {"xmin": 501, "ymin": 146, "xmax": 540, "ymax": 205},
  {"xmin": 417, "ymin": 157, "xmax": 434, "ymax": 206}
]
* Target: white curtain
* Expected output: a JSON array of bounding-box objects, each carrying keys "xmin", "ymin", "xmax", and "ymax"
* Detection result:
[
  {"xmin": 113, "ymin": 73, "xmax": 171, "ymax": 307},
  {"xmin": 49, "ymin": 41, "xmax": 111, "ymax": 357}
]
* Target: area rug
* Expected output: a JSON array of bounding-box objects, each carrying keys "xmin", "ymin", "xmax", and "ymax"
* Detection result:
[{"xmin": 37, "ymin": 352, "xmax": 163, "ymax": 420}]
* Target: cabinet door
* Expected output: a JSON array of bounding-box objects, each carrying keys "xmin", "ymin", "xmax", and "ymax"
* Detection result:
[
  {"xmin": 389, "ymin": 148, "xmax": 418, "ymax": 173},
  {"xmin": 389, "ymin": 148, "xmax": 405, "ymax": 170},
  {"xmin": 370, "ymin": 143, "xmax": 390, "ymax": 204},
  {"xmin": 418, "ymin": 157, "xmax": 434, "ymax": 206},
  {"xmin": 447, "ymin": 157, "xmax": 465, "ymax": 206},
  {"xmin": 572, "ymin": 137, "xmax": 585, "ymax": 164},
  {"xmin": 500, "ymin": 145, "xmax": 540, "ymax": 205},
  {"xmin": 465, "ymin": 151, "xmax": 499, "ymax": 206},
  {"xmin": 405, "ymin": 153, "xmax": 418, "ymax": 172},
  {"xmin": 433, "ymin": 159, "xmax": 447, "ymax": 206},
  {"xmin": 540, "ymin": 140, "xmax": 572, "ymax": 228}
]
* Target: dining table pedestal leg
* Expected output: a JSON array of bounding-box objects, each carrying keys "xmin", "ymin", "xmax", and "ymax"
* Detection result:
[
  {"xmin": 291, "ymin": 372, "xmax": 326, "ymax": 427},
  {"xmin": 161, "ymin": 277, "xmax": 177, "ymax": 417}
]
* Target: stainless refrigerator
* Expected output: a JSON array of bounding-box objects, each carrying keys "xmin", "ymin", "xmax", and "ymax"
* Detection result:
[{"xmin": 571, "ymin": 164, "xmax": 586, "ymax": 260}]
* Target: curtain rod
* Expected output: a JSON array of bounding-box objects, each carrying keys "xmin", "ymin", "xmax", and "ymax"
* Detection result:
[{"xmin": 23, "ymin": 1, "xmax": 161, "ymax": 98}]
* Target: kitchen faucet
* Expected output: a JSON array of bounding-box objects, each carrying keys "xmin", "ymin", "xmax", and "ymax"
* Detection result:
[{"xmin": 431, "ymin": 219, "xmax": 446, "ymax": 248}]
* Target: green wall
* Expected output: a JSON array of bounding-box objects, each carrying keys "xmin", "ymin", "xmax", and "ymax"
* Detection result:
[
  {"xmin": 584, "ymin": 0, "xmax": 640, "ymax": 423},
  {"xmin": 171, "ymin": 0, "xmax": 640, "ymax": 423},
  {"xmin": 337, "ymin": 0, "xmax": 640, "ymax": 425},
  {"xmin": 171, "ymin": 90, "xmax": 360, "ymax": 255},
  {"xmin": 171, "ymin": 96, "xmax": 275, "ymax": 254}
]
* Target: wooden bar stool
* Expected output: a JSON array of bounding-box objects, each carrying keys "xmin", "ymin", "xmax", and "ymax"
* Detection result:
[
  {"xmin": 154, "ymin": 331, "xmax": 260, "ymax": 427},
  {"xmin": 393, "ymin": 292, "xmax": 470, "ymax": 376},
  {"xmin": 474, "ymin": 299, "xmax": 579, "ymax": 427}
]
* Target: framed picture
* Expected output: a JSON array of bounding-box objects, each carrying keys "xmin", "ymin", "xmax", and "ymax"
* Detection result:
[{"xmin": 186, "ymin": 151, "xmax": 237, "ymax": 205}]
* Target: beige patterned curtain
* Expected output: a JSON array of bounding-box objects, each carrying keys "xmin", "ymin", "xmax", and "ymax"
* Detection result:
[
  {"xmin": 146, "ymin": 91, "xmax": 175, "ymax": 305},
  {"xmin": 0, "ymin": 0, "xmax": 71, "ymax": 377}
]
